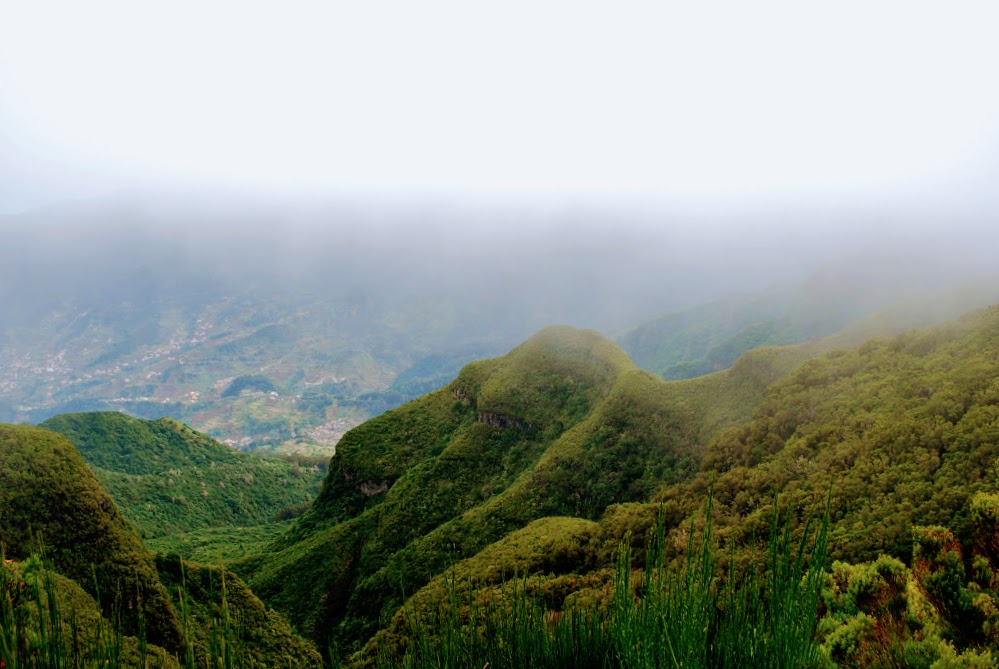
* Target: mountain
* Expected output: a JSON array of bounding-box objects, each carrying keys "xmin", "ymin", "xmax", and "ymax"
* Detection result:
[
  {"xmin": 619, "ymin": 264, "xmax": 999, "ymax": 381},
  {"xmin": 39, "ymin": 412, "xmax": 325, "ymax": 540},
  {"xmin": 0, "ymin": 423, "xmax": 184, "ymax": 648},
  {"xmin": 242, "ymin": 324, "xmax": 770, "ymax": 655},
  {"xmin": 0, "ymin": 421, "xmax": 324, "ymax": 667},
  {"xmin": 7, "ymin": 195, "xmax": 991, "ymax": 458},
  {"xmin": 0, "ymin": 278, "xmax": 513, "ymax": 454},
  {"xmin": 235, "ymin": 304, "xmax": 999, "ymax": 664},
  {"xmin": 0, "ymin": 195, "xmax": 724, "ymax": 454}
]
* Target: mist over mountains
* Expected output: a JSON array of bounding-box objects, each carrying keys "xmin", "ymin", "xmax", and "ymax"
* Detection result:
[
  {"xmin": 5, "ymin": 190, "xmax": 993, "ymax": 328},
  {"xmin": 1, "ymin": 191, "xmax": 996, "ymax": 450}
]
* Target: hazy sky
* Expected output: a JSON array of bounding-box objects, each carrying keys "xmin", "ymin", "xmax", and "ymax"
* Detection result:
[{"xmin": 2, "ymin": 1, "xmax": 999, "ymax": 217}]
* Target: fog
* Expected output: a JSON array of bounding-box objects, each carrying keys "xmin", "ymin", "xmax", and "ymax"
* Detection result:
[
  {"xmin": 3, "ymin": 190, "xmax": 997, "ymax": 339},
  {"xmin": 2, "ymin": 2, "xmax": 999, "ymax": 346}
]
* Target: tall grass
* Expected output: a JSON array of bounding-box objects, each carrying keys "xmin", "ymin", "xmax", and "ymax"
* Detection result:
[
  {"xmin": 1, "ymin": 548, "xmax": 245, "ymax": 669},
  {"xmin": 4, "ymin": 495, "xmax": 829, "ymax": 669},
  {"xmin": 390, "ymin": 572, "xmax": 608, "ymax": 669},
  {"xmin": 1, "ymin": 548, "xmax": 124, "ymax": 668},
  {"xmin": 385, "ymin": 495, "xmax": 830, "ymax": 669}
]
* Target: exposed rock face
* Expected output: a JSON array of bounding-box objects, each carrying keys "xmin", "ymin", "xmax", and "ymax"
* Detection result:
[
  {"xmin": 477, "ymin": 411, "xmax": 533, "ymax": 430},
  {"xmin": 360, "ymin": 481, "xmax": 389, "ymax": 496}
]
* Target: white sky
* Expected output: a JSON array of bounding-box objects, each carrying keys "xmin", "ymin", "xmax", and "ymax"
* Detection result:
[{"xmin": 2, "ymin": 0, "xmax": 999, "ymax": 214}]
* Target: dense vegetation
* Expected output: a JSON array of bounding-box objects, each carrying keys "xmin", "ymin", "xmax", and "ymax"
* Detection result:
[
  {"xmin": 230, "ymin": 307, "xmax": 999, "ymax": 666},
  {"xmin": 39, "ymin": 412, "xmax": 325, "ymax": 540},
  {"xmin": 244, "ymin": 326, "xmax": 710, "ymax": 654},
  {"xmin": 0, "ymin": 423, "xmax": 323, "ymax": 666},
  {"xmin": 0, "ymin": 424, "xmax": 183, "ymax": 648},
  {"xmin": 10, "ymin": 292, "xmax": 999, "ymax": 666}
]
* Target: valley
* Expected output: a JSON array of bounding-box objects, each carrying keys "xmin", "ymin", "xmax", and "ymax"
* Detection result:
[
  {"xmin": 5, "ymin": 202, "xmax": 999, "ymax": 667},
  {"xmin": 8, "ymin": 286, "xmax": 999, "ymax": 666},
  {"xmin": 4, "ymin": 4, "xmax": 998, "ymax": 664}
]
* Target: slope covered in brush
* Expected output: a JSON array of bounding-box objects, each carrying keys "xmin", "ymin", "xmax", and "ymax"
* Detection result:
[
  {"xmin": 338, "ymin": 305, "xmax": 999, "ymax": 666},
  {"xmin": 0, "ymin": 422, "xmax": 326, "ymax": 665},
  {"xmin": 244, "ymin": 302, "xmax": 999, "ymax": 664},
  {"xmin": 40, "ymin": 412, "xmax": 324, "ymax": 539},
  {"xmin": 686, "ymin": 305, "xmax": 999, "ymax": 561},
  {"xmin": 245, "ymin": 326, "xmax": 716, "ymax": 654},
  {"xmin": 0, "ymin": 423, "xmax": 183, "ymax": 649}
]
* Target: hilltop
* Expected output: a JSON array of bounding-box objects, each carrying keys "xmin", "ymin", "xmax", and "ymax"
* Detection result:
[
  {"xmin": 0, "ymin": 423, "xmax": 184, "ymax": 648},
  {"xmin": 232, "ymin": 305, "xmax": 999, "ymax": 665},
  {"xmin": 244, "ymin": 325, "xmax": 757, "ymax": 654},
  {"xmin": 40, "ymin": 412, "xmax": 325, "ymax": 540}
]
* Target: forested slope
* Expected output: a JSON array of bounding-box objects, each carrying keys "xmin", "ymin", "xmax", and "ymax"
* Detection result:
[{"xmin": 246, "ymin": 306, "xmax": 999, "ymax": 666}]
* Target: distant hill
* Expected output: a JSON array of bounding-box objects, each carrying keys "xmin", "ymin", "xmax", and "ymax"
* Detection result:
[
  {"xmin": 619, "ymin": 265, "xmax": 999, "ymax": 381},
  {"xmin": 0, "ymin": 195, "xmax": 721, "ymax": 454},
  {"xmin": 40, "ymin": 412, "xmax": 326, "ymax": 540},
  {"xmin": 7, "ymin": 196, "xmax": 993, "ymax": 458}
]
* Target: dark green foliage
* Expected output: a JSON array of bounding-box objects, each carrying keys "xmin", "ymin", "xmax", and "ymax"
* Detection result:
[
  {"xmin": 363, "ymin": 495, "xmax": 830, "ymax": 669},
  {"xmin": 221, "ymin": 375, "xmax": 279, "ymax": 398},
  {"xmin": 249, "ymin": 327, "xmax": 690, "ymax": 655},
  {"xmin": 40, "ymin": 412, "xmax": 324, "ymax": 539},
  {"xmin": 1, "ymin": 551, "xmax": 178, "ymax": 668},
  {"xmin": 155, "ymin": 555, "xmax": 323, "ymax": 668},
  {"xmin": 145, "ymin": 522, "xmax": 296, "ymax": 565},
  {"xmin": 41, "ymin": 412, "xmax": 239, "ymax": 474},
  {"xmin": 0, "ymin": 423, "xmax": 183, "ymax": 650},
  {"xmin": 693, "ymin": 307, "xmax": 999, "ymax": 566},
  {"xmin": 14, "ymin": 295, "xmax": 999, "ymax": 666},
  {"xmin": 606, "ymin": 496, "xmax": 829, "ymax": 669},
  {"xmin": 1, "ymin": 425, "xmax": 323, "ymax": 667},
  {"xmin": 244, "ymin": 307, "xmax": 999, "ymax": 662}
]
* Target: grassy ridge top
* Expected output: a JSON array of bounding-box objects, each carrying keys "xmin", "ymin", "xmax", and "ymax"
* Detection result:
[
  {"xmin": 40, "ymin": 412, "xmax": 325, "ymax": 539},
  {"xmin": 40, "ymin": 412, "xmax": 240, "ymax": 474},
  {"xmin": 246, "ymin": 326, "xmax": 717, "ymax": 654}
]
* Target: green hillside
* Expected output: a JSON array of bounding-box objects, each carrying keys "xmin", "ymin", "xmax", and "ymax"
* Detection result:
[
  {"xmin": 0, "ymin": 422, "xmax": 323, "ymax": 666},
  {"xmin": 40, "ymin": 412, "xmax": 326, "ymax": 540},
  {"xmin": 244, "ymin": 325, "xmax": 762, "ymax": 655},
  {"xmin": 232, "ymin": 306, "xmax": 999, "ymax": 665},
  {"xmin": 688, "ymin": 305, "xmax": 999, "ymax": 562},
  {"xmin": 10, "ymin": 288, "xmax": 999, "ymax": 665},
  {"xmin": 1, "ymin": 556, "xmax": 180, "ymax": 667},
  {"xmin": 0, "ymin": 423, "xmax": 183, "ymax": 649}
]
